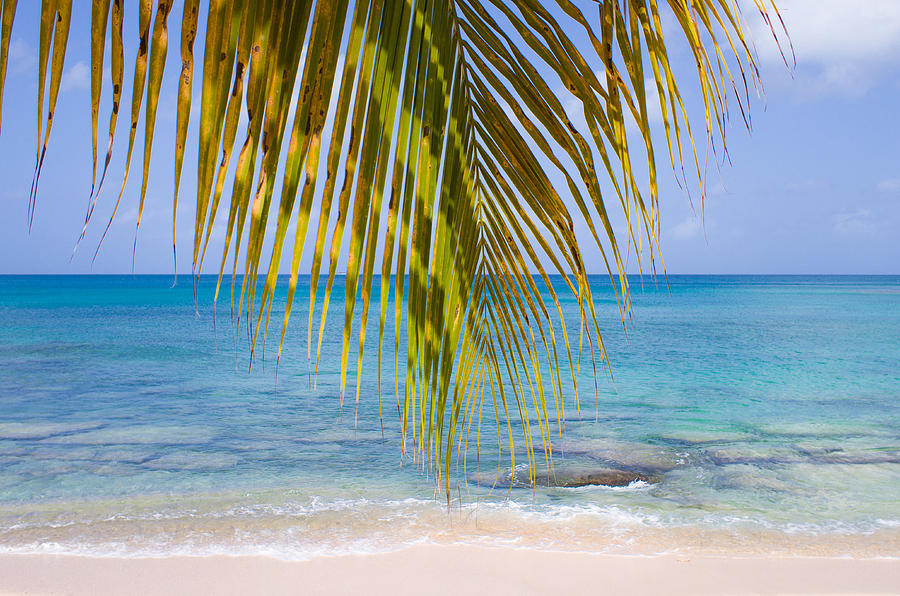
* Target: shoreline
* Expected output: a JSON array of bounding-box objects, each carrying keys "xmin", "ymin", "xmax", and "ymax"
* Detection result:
[{"xmin": 0, "ymin": 545, "xmax": 898, "ymax": 596}]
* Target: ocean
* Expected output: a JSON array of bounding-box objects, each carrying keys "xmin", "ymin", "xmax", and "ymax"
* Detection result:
[{"xmin": 0, "ymin": 274, "xmax": 898, "ymax": 558}]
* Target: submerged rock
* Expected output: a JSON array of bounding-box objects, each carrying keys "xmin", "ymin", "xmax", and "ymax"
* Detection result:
[
  {"xmin": 755, "ymin": 421, "xmax": 885, "ymax": 439},
  {"xmin": 712, "ymin": 463, "xmax": 796, "ymax": 492},
  {"xmin": 658, "ymin": 430, "xmax": 753, "ymax": 445},
  {"xmin": 143, "ymin": 451, "xmax": 240, "ymax": 471},
  {"xmin": 796, "ymin": 446, "xmax": 900, "ymax": 465},
  {"xmin": 41, "ymin": 425, "xmax": 218, "ymax": 445},
  {"xmin": 469, "ymin": 465, "xmax": 655, "ymax": 489},
  {"xmin": 704, "ymin": 444, "xmax": 804, "ymax": 466},
  {"xmin": 0, "ymin": 421, "xmax": 101, "ymax": 440},
  {"xmin": 705, "ymin": 440, "xmax": 900, "ymax": 466},
  {"xmin": 555, "ymin": 438, "xmax": 682, "ymax": 474}
]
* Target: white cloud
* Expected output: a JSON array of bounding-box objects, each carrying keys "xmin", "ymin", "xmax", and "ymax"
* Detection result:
[
  {"xmin": 746, "ymin": 0, "xmax": 900, "ymax": 94},
  {"xmin": 707, "ymin": 181, "xmax": 728, "ymax": 197},
  {"xmin": 7, "ymin": 38, "xmax": 34, "ymax": 74},
  {"xmin": 641, "ymin": 78, "xmax": 664, "ymax": 125},
  {"xmin": 877, "ymin": 178, "xmax": 900, "ymax": 193},
  {"xmin": 563, "ymin": 97, "xmax": 587, "ymax": 134},
  {"xmin": 671, "ymin": 215, "xmax": 701, "ymax": 240},
  {"xmin": 561, "ymin": 75, "xmax": 662, "ymax": 139},
  {"xmin": 756, "ymin": 1, "xmax": 900, "ymax": 62},
  {"xmin": 61, "ymin": 61, "xmax": 90, "ymax": 92},
  {"xmin": 832, "ymin": 208, "xmax": 877, "ymax": 237}
]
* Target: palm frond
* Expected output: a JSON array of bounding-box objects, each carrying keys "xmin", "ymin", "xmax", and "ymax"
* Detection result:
[{"xmin": 0, "ymin": 0, "xmax": 789, "ymax": 499}]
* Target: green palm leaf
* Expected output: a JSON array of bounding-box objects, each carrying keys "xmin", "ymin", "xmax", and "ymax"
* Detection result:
[{"xmin": 0, "ymin": 0, "xmax": 789, "ymax": 500}]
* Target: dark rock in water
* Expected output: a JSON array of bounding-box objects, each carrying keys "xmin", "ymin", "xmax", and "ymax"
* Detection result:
[
  {"xmin": 469, "ymin": 465, "xmax": 655, "ymax": 489},
  {"xmin": 538, "ymin": 467, "xmax": 654, "ymax": 488}
]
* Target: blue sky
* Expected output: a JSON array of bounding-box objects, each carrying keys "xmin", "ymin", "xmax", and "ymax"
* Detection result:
[{"xmin": 0, "ymin": 0, "xmax": 898, "ymax": 275}]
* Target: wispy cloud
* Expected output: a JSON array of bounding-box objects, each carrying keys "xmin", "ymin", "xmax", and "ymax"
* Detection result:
[
  {"xmin": 8, "ymin": 38, "xmax": 35, "ymax": 74},
  {"xmin": 832, "ymin": 208, "xmax": 877, "ymax": 237},
  {"xmin": 671, "ymin": 216, "xmax": 702, "ymax": 240},
  {"xmin": 785, "ymin": 178, "xmax": 830, "ymax": 193},
  {"xmin": 61, "ymin": 61, "xmax": 90, "ymax": 92},
  {"xmin": 876, "ymin": 178, "xmax": 900, "ymax": 193},
  {"xmin": 746, "ymin": 0, "xmax": 900, "ymax": 95}
]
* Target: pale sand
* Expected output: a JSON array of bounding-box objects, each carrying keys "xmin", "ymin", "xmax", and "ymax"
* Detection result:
[{"xmin": 0, "ymin": 546, "xmax": 897, "ymax": 595}]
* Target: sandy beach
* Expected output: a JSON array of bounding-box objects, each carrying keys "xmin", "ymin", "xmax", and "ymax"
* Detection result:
[{"xmin": 0, "ymin": 545, "xmax": 897, "ymax": 596}]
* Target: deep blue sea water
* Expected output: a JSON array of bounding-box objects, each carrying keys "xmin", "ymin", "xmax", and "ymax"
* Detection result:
[{"xmin": 0, "ymin": 275, "xmax": 898, "ymax": 558}]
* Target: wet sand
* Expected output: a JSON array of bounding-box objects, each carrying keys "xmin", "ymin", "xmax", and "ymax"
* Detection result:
[{"xmin": 0, "ymin": 545, "xmax": 897, "ymax": 595}]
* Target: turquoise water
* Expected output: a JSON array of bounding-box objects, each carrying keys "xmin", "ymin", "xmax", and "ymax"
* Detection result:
[{"xmin": 0, "ymin": 275, "xmax": 898, "ymax": 558}]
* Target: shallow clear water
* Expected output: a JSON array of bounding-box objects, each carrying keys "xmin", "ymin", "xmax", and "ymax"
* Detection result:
[{"xmin": 0, "ymin": 275, "xmax": 898, "ymax": 558}]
